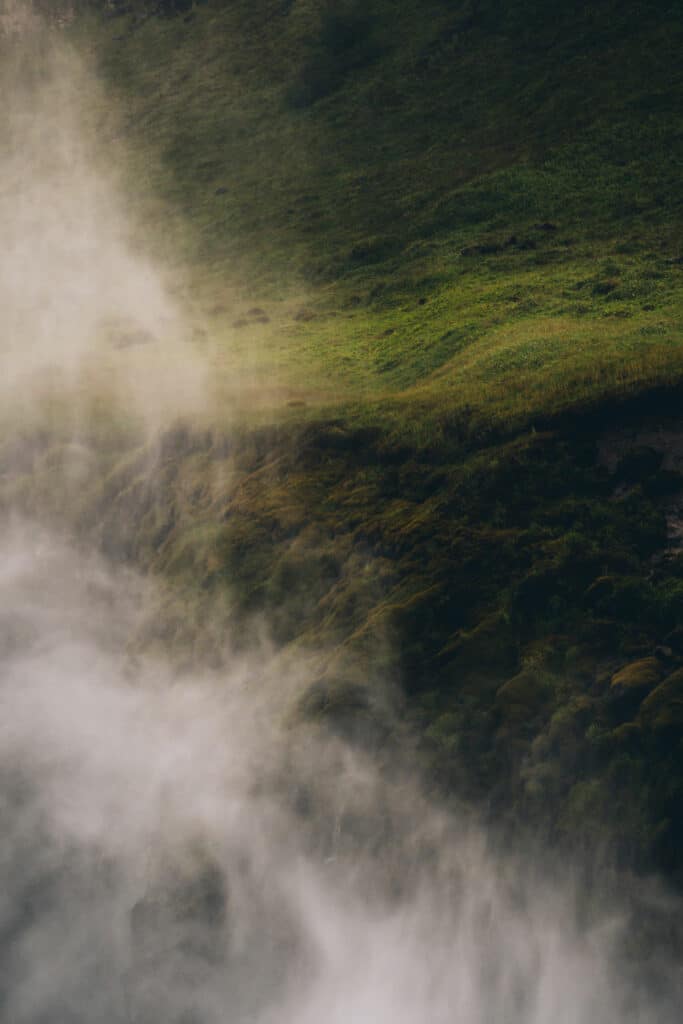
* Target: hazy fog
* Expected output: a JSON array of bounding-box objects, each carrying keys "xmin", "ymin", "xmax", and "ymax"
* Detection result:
[
  {"xmin": 1, "ymin": 525, "xmax": 679, "ymax": 1023},
  {"xmin": 0, "ymin": 0, "xmax": 204, "ymax": 432},
  {"xmin": 0, "ymin": 4, "xmax": 680, "ymax": 1022}
]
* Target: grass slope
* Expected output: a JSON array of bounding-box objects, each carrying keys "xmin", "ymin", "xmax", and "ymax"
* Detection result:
[
  {"xmin": 25, "ymin": 0, "xmax": 682, "ymax": 880},
  {"xmin": 79, "ymin": 0, "xmax": 683, "ymax": 434}
]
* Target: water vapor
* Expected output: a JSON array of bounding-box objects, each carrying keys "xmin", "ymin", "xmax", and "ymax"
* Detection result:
[
  {"xmin": 0, "ymin": 5, "xmax": 681, "ymax": 1024},
  {"xmin": 0, "ymin": 0, "xmax": 204, "ymax": 436},
  {"xmin": 0, "ymin": 526, "xmax": 680, "ymax": 1023}
]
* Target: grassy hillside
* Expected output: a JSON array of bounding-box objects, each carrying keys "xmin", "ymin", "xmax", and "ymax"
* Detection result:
[
  {"xmin": 76, "ymin": 0, "xmax": 683, "ymax": 434},
  {"xmin": 17, "ymin": 0, "xmax": 681, "ymax": 879}
]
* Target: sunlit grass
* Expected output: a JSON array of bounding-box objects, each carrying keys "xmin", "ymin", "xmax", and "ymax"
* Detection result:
[{"xmin": 62, "ymin": 0, "xmax": 682, "ymax": 439}]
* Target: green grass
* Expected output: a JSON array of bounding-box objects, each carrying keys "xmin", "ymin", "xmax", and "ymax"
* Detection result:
[
  {"xmin": 7, "ymin": 0, "xmax": 678, "ymax": 883},
  {"xmin": 68, "ymin": 0, "xmax": 683, "ymax": 428}
]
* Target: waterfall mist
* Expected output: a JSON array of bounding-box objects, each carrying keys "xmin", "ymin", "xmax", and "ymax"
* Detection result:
[
  {"xmin": 0, "ymin": 0, "xmax": 205, "ymax": 436},
  {"xmin": 0, "ymin": 525, "xmax": 680, "ymax": 1024},
  {"xmin": 0, "ymin": 3, "xmax": 681, "ymax": 1022}
]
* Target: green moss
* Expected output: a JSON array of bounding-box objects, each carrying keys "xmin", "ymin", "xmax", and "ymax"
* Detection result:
[
  {"xmin": 62, "ymin": 0, "xmax": 683, "ymax": 430},
  {"xmin": 496, "ymin": 669, "xmax": 554, "ymax": 725},
  {"xmin": 638, "ymin": 669, "xmax": 683, "ymax": 734},
  {"xmin": 610, "ymin": 657, "xmax": 663, "ymax": 692},
  {"xmin": 441, "ymin": 613, "xmax": 518, "ymax": 677}
]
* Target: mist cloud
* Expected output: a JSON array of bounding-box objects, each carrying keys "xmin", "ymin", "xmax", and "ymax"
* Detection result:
[
  {"xmin": 0, "ymin": 1, "xmax": 205, "ymax": 435},
  {"xmin": 0, "ymin": 525, "xmax": 680, "ymax": 1023},
  {"xmin": 0, "ymin": 5, "xmax": 681, "ymax": 1023}
]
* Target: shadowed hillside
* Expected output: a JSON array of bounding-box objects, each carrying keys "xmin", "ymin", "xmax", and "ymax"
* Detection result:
[
  {"xmin": 5, "ymin": 0, "xmax": 683, "ymax": 884},
  {"xmin": 48, "ymin": 0, "xmax": 676, "ymax": 425}
]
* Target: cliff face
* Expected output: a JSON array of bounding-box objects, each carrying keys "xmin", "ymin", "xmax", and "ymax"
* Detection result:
[
  {"xmin": 4, "ymin": 401, "xmax": 683, "ymax": 884},
  {"xmin": 3, "ymin": 0, "xmax": 683, "ymax": 882}
]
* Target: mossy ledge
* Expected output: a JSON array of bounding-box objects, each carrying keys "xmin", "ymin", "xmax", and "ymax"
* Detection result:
[{"xmin": 4, "ymin": 386, "xmax": 683, "ymax": 884}]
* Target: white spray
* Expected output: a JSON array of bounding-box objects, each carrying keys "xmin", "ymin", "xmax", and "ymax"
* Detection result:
[{"xmin": 0, "ymin": 5, "xmax": 680, "ymax": 1023}]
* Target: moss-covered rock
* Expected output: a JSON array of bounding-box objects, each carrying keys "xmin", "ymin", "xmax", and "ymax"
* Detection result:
[
  {"xmin": 610, "ymin": 657, "xmax": 663, "ymax": 693},
  {"xmin": 5, "ymin": 405, "xmax": 683, "ymax": 881},
  {"xmin": 638, "ymin": 668, "xmax": 683, "ymax": 735},
  {"xmin": 440, "ymin": 612, "xmax": 518, "ymax": 678},
  {"xmin": 496, "ymin": 669, "xmax": 553, "ymax": 727},
  {"xmin": 607, "ymin": 722, "xmax": 642, "ymax": 750}
]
